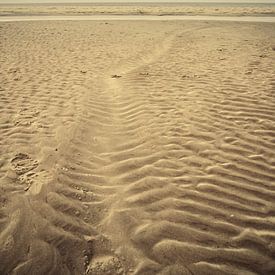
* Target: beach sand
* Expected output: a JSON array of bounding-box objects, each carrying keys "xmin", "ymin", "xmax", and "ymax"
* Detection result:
[
  {"xmin": 0, "ymin": 4, "xmax": 275, "ymax": 17},
  {"xmin": 0, "ymin": 20, "xmax": 275, "ymax": 274}
]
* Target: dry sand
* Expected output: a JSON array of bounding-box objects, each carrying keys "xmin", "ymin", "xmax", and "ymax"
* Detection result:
[
  {"xmin": 0, "ymin": 20, "xmax": 275, "ymax": 275},
  {"xmin": 0, "ymin": 4, "xmax": 275, "ymax": 17}
]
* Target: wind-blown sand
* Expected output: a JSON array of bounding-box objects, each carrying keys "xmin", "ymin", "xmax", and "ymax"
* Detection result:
[{"xmin": 0, "ymin": 20, "xmax": 275, "ymax": 274}]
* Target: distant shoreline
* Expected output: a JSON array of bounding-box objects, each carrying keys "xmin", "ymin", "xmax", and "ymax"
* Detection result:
[
  {"xmin": 1, "ymin": 15, "xmax": 275, "ymax": 22},
  {"xmin": 1, "ymin": 2, "xmax": 274, "ymax": 17},
  {"xmin": 1, "ymin": 2, "xmax": 275, "ymax": 6}
]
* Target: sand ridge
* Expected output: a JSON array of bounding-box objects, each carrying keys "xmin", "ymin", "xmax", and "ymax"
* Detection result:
[{"xmin": 0, "ymin": 20, "xmax": 275, "ymax": 274}]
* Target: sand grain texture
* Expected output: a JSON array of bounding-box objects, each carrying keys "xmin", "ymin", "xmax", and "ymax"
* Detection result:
[{"xmin": 0, "ymin": 21, "xmax": 275, "ymax": 275}]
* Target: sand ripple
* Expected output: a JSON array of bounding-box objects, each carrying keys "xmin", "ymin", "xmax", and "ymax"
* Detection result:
[{"xmin": 0, "ymin": 21, "xmax": 275, "ymax": 274}]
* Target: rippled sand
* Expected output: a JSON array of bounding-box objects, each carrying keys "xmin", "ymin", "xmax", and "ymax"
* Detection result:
[{"xmin": 0, "ymin": 20, "xmax": 275, "ymax": 274}]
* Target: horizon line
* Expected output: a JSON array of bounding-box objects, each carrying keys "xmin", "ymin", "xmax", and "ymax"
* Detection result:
[{"xmin": 1, "ymin": 1, "xmax": 275, "ymax": 3}]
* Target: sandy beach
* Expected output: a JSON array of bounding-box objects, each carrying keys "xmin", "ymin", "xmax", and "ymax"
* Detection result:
[
  {"xmin": 0, "ymin": 3, "xmax": 275, "ymax": 17},
  {"xmin": 0, "ymin": 18, "xmax": 275, "ymax": 275}
]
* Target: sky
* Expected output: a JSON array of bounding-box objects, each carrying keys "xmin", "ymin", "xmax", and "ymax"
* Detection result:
[{"xmin": 0, "ymin": 0, "xmax": 274, "ymax": 3}]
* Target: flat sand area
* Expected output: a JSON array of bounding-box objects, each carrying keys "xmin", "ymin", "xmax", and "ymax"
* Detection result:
[
  {"xmin": 0, "ymin": 3, "xmax": 274, "ymax": 17},
  {"xmin": 1, "ymin": 15, "xmax": 275, "ymax": 23},
  {"xmin": 0, "ymin": 20, "xmax": 275, "ymax": 275}
]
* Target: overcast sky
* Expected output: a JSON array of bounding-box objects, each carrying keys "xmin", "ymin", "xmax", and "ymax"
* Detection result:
[{"xmin": 0, "ymin": 0, "xmax": 274, "ymax": 3}]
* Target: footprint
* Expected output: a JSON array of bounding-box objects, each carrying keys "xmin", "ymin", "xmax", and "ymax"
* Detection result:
[
  {"xmin": 11, "ymin": 154, "xmax": 51, "ymax": 194},
  {"xmin": 10, "ymin": 153, "xmax": 38, "ymax": 176}
]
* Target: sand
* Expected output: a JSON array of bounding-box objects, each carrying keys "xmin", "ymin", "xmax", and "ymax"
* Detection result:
[
  {"xmin": 0, "ymin": 19, "xmax": 275, "ymax": 275},
  {"xmin": 0, "ymin": 3, "xmax": 275, "ymax": 17}
]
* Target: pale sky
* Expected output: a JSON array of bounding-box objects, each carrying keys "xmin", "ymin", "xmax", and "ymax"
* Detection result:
[{"xmin": 0, "ymin": 0, "xmax": 274, "ymax": 3}]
